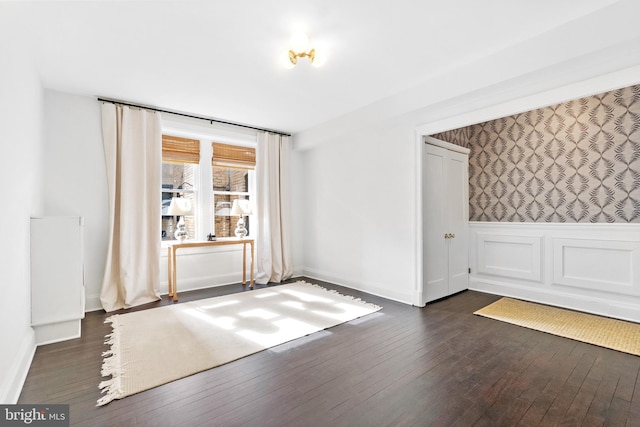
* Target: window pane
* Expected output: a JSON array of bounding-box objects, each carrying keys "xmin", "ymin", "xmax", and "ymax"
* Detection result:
[
  {"xmin": 162, "ymin": 193, "xmax": 197, "ymax": 241},
  {"xmin": 163, "ymin": 162, "xmax": 195, "ymax": 191},
  {"xmin": 213, "ymin": 194, "xmax": 232, "ymax": 238},
  {"xmin": 182, "ymin": 193, "xmax": 197, "ymax": 240},
  {"xmin": 161, "ymin": 216, "xmax": 173, "ymax": 241},
  {"xmin": 162, "ymin": 162, "xmax": 197, "ymax": 241},
  {"xmin": 213, "ymin": 167, "xmax": 248, "ymax": 193},
  {"xmin": 213, "ymin": 195, "xmax": 250, "ymax": 238}
]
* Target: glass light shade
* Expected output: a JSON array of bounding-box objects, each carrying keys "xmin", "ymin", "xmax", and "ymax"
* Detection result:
[
  {"xmin": 289, "ymin": 31, "xmax": 310, "ymax": 53},
  {"xmin": 311, "ymin": 49, "xmax": 327, "ymax": 67},
  {"xmin": 281, "ymin": 51, "xmax": 296, "ymax": 69}
]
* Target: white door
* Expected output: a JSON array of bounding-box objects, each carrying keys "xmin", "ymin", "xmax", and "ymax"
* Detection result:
[{"xmin": 423, "ymin": 142, "xmax": 469, "ymax": 302}]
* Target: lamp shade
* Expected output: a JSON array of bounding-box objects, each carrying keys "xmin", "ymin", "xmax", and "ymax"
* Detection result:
[
  {"xmin": 230, "ymin": 199, "xmax": 252, "ymax": 216},
  {"xmin": 289, "ymin": 31, "xmax": 310, "ymax": 53},
  {"xmin": 167, "ymin": 197, "xmax": 193, "ymax": 216}
]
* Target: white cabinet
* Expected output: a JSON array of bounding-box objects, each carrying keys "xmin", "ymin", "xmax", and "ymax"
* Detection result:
[
  {"xmin": 31, "ymin": 217, "xmax": 85, "ymax": 345},
  {"xmin": 422, "ymin": 140, "xmax": 469, "ymax": 303}
]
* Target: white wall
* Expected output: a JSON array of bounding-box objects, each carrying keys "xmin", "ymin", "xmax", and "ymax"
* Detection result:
[
  {"xmin": 293, "ymin": 2, "xmax": 640, "ymax": 306},
  {"xmin": 289, "ymin": 150, "xmax": 305, "ymax": 276},
  {"xmin": 0, "ymin": 22, "xmax": 44, "ymax": 402},
  {"xmin": 294, "ymin": 122, "xmax": 418, "ymax": 303},
  {"xmin": 43, "ymin": 90, "xmax": 108, "ymax": 311}
]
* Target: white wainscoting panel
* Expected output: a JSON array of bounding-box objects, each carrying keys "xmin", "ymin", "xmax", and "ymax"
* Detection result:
[
  {"xmin": 469, "ymin": 222, "xmax": 640, "ymax": 323},
  {"xmin": 477, "ymin": 234, "xmax": 542, "ymax": 281},
  {"xmin": 552, "ymin": 238, "xmax": 640, "ymax": 296}
]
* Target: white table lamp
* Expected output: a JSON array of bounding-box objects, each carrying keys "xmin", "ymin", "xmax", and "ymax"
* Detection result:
[
  {"xmin": 167, "ymin": 197, "xmax": 193, "ymax": 242},
  {"xmin": 230, "ymin": 199, "xmax": 252, "ymax": 238}
]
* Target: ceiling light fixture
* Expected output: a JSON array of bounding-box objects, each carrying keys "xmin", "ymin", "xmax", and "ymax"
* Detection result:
[{"xmin": 284, "ymin": 31, "xmax": 322, "ymax": 68}]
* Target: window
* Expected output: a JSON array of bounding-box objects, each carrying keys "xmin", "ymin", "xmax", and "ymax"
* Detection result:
[
  {"xmin": 161, "ymin": 135, "xmax": 199, "ymax": 241},
  {"xmin": 160, "ymin": 133, "xmax": 256, "ymax": 242},
  {"xmin": 212, "ymin": 143, "xmax": 256, "ymax": 238}
]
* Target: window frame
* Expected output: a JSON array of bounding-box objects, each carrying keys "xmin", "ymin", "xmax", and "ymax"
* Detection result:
[
  {"xmin": 160, "ymin": 120, "xmax": 257, "ymax": 247},
  {"xmin": 161, "ymin": 162, "xmax": 198, "ymax": 241},
  {"xmin": 212, "ymin": 168, "xmax": 255, "ymax": 239}
]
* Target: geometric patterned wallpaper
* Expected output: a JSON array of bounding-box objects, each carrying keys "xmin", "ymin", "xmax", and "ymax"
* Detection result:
[{"xmin": 431, "ymin": 84, "xmax": 640, "ymax": 223}]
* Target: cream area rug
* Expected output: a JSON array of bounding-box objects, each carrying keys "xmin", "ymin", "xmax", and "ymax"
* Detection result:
[
  {"xmin": 97, "ymin": 281, "xmax": 381, "ymax": 406},
  {"xmin": 474, "ymin": 297, "xmax": 640, "ymax": 356}
]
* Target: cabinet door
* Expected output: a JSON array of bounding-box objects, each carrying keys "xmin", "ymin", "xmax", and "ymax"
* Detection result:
[{"xmin": 423, "ymin": 144, "xmax": 469, "ymax": 302}]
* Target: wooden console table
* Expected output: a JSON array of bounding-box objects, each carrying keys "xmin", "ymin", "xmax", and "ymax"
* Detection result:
[{"xmin": 167, "ymin": 239, "xmax": 254, "ymax": 301}]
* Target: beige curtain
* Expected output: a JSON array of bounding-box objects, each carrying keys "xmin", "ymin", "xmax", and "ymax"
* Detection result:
[
  {"xmin": 255, "ymin": 132, "xmax": 293, "ymax": 284},
  {"xmin": 100, "ymin": 103, "xmax": 162, "ymax": 312}
]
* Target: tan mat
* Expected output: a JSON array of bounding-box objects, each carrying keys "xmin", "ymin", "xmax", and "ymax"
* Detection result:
[
  {"xmin": 97, "ymin": 281, "xmax": 381, "ymax": 406},
  {"xmin": 474, "ymin": 297, "xmax": 640, "ymax": 356}
]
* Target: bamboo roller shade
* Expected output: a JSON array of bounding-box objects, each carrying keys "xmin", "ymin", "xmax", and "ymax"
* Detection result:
[
  {"xmin": 212, "ymin": 142, "xmax": 256, "ymax": 169},
  {"xmin": 162, "ymin": 135, "xmax": 200, "ymax": 164}
]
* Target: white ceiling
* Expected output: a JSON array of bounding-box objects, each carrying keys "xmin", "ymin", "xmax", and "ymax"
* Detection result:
[{"xmin": 1, "ymin": 0, "xmax": 635, "ymax": 133}]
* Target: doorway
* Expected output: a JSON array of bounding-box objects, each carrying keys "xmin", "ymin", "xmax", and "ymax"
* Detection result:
[{"xmin": 421, "ymin": 136, "xmax": 470, "ymax": 303}]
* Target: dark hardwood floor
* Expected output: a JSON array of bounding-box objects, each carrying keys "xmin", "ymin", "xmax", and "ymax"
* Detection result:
[{"xmin": 19, "ymin": 277, "xmax": 640, "ymax": 426}]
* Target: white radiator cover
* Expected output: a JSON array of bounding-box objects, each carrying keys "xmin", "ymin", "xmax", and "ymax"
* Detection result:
[{"xmin": 30, "ymin": 216, "xmax": 85, "ymax": 345}]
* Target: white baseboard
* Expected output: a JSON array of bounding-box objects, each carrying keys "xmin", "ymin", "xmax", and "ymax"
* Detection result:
[
  {"xmin": 85, "ymin": 272, "xmax": 251, "ymax": 313},
  {"xmin": 292, "ymin": 266, "xmax": 305, "ymax": 278},
  {"xmin": 0, "ymin": 329, "xmax": 36, "ymax": 404},
  {"xmin": 302, "ymin": 267, "xmax": 413, "ymax": 305},
  {"xmin": 85, "ymin": 293, "xmax": 102, "ymax": 312},
  {"xmin": 160, "ymin": 272, "xmax": 247, "ymax": 294},
  {"xmin": 33, "ymin": 320, "xmax": 81, "ymax": 346},
  {"xmin": 470, "ymin": 277, "xmax": 640, "ymax": 323},
  {"xmin": 86, "ymin": 268, "xmax": 306, "ymax": 313},
  {"xmin": 413, "ymin": 290, "xmax": 425, "ymax": 307}
]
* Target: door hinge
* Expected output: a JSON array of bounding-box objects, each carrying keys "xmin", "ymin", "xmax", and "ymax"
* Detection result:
[{"xmin": 468, "ymin": 267, "xmax": 471, "ymax": 274}]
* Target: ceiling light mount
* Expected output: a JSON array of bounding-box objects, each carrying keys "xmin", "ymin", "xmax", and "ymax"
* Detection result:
[
  {"xmin": 288, "ymin": 47, "xmax": 315, "ymax": 66},
  {"xmin": 284, "ymin": 31, "xmax": 323, "ymax": 68}
]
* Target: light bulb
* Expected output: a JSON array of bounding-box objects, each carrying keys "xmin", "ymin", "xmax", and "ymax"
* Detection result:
[{"xmin": 289, "ymin": 31, "xmax": 310, "ymax": 53}]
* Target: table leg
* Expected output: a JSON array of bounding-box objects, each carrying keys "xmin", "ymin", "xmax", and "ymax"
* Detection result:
[
  {"xmin": 249, "ymin": 241, "xmax": 254, "ymax": 289},
  {"xmin": 242, "ymin": 242, "xmax": 247, "ymax": 285},
  {"xmin": 172, "ymin": 247, "xmax": 179, "ymax": 302},
  {"xmin": 167, "ymin": 246, "xmax": 173, "ymax": 298}
]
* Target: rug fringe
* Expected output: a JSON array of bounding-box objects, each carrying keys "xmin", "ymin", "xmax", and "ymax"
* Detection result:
[
  {"xmin": 91, "ymin": 282, "xmax": 381, "ymax": 405},
  {"xmin": 303, "ymin": 281, "xmax": 383, "ymax": 311},
  {"xmin": 97, "ymin": 314, "xmax": 124, "ymax": 407}
]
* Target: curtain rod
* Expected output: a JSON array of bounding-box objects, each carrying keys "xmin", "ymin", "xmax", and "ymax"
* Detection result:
[{"xmin": 97, "ymin": 97, "xmax": 292, "ymax": 137}]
